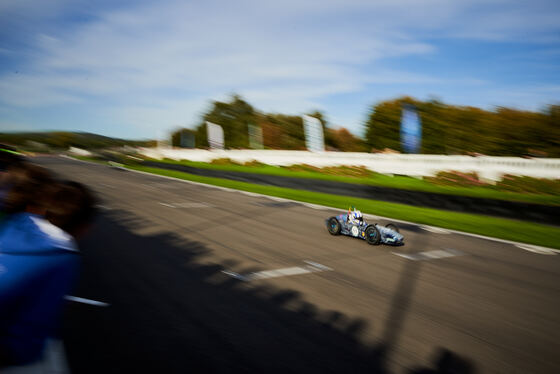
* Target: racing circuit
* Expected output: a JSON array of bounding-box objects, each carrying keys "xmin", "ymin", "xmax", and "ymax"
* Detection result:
[{"xmin": 37, "ymin": 156, "xmax": 560, "ymax": 373}]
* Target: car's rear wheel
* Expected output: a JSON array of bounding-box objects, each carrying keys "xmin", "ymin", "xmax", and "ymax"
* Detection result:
[
  {"xmin": 327, "ymin": 217, "xmax": 341, "ymax": 235},
  {"xmin": 365, "ymin": 225, "xmax": 381, "ymax": 245},
  {"xmin": 385, "ymin": 223, "xmax": 399, "ymax": 233}
]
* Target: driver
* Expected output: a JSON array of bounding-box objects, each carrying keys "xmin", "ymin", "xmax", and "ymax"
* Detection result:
[
  {"xmin": 353, "ymin": 209, "xmax": 364, "ymax": 225},
  {"xmin": 347, "ymin": 207, "xmax": 364, "ymax": 225}
]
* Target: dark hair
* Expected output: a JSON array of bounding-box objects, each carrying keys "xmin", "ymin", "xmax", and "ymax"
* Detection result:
[
  {"xmin": 0, "ymin": 145, "xmax": 23, "ymax": 172},
  {"xmin": 2, "ymin": 163, "xmax": 55, "ymax": 214},
  {"xmin": 45, "ymin": 181, "xmax": 97, "ymax": 236}
]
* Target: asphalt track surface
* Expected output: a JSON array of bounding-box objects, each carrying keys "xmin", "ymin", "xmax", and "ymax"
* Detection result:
[
  {"xmin": 36, "ymin": 157, "xmax": 560, "ymax": 374},
  {"xmin": 142, "ymin": 160, "xmax": 560, "ymax": 226}
]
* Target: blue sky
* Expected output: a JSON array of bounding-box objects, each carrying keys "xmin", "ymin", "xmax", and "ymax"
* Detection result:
[{"xmin": 1, "ymin": 0, "xmax": 559, "ymax": 140}]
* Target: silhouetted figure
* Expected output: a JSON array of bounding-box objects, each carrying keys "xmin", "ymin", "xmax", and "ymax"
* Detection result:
[
  {"xmin": 409, "ymin": 348, "xmax": 476, "ymax": 374},
  {"xmin": 0, "ymin": 179, "xmax": 96, "ymax": 367}
]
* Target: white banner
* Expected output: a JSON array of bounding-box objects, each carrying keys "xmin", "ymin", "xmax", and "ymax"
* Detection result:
[
  {"xmin": 206, "ymin": 121, "xmax": 224, "ymax": 150},
  {"xmin": 303, "ymin": 115, "xmax": 325, "ymax": 152}
]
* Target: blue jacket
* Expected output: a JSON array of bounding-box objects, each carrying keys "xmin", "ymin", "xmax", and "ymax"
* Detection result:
[{"xmin": 0, "ymin": 213, "xmax": 80, "ymax": 365}]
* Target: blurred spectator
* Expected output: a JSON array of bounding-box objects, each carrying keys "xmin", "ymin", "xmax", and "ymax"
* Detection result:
[
  {"xmin": 0, "ymin": 174, "xmax": 96, "ymax": 368},
  {"xmin": 0, "ymin": 146, "xmax": 24, "ymax": 212},
  {"xmin": 1, "ymin": 163, "xmax": 55, "ymax": 215}
]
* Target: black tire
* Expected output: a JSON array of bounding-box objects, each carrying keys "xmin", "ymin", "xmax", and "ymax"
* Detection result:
[
  {"xmin": 385, "ymin": 223, "xmax": 399, "ymax": 233},
  {"xmin": 365, "ymin": 225, "xmax": 381, "ymax": 245},
  {"xmin": 327, "ymin": 217, "xmax": 341, "ymax": 235}
]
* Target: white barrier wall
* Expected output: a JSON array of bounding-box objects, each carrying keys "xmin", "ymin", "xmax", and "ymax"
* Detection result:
[{"xmin": 138, "ymin": 148, "xmax": 560, "ymax": 181}]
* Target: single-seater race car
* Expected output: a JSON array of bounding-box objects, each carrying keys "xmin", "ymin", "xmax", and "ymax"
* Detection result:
[{"xmin": 326, "ymin": 207, "xmax": 404, "ymax": 245}]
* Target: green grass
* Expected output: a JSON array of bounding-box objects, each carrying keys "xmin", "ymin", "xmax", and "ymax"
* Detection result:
[
  {"xmin": 71, "ymin": 155, "xmax": 107, "ymax": 164},
  {"xmin": 127, "ymin": 164, "xmax": 560, "ymax": 250},
  {"xmin": 150, "ymin": 158, "xmax": 560, "ymax": 206}
]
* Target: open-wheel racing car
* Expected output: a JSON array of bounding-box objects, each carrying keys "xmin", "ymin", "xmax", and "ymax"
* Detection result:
[{"xmin": 326, "ymin": 208, "xmax": 404, "ymax": 245}]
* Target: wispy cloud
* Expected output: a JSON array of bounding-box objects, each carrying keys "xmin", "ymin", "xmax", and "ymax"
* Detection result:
[{"xmin": 0, "ymin": 0, "xmax": 558, "ymax": 137}]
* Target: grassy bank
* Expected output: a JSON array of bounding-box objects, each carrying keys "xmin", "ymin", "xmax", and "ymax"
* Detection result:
[
  {"xmin": 150, "ymin": 158, "xmax": 560, "ymax": 206},
  {"xmin": 127, "ymin": 164, "xmax": 560, "ymax": 249}
]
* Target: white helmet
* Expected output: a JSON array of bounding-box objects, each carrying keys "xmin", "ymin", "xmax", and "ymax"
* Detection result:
[{"xmin": 353, "ymin": 209, "xmax": 363, "ymax": 221}]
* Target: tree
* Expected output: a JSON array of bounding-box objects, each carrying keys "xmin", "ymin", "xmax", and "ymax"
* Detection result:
[
  {"xmin": 326, "ymin": 127, "xmax": 366, "ymax": 152},
  {"xmin": 364, "ymin": 96, "xmax": 560, "ymax": 156},
  {"xmin": 194, "ymin": 95, "xmax": 257, "ymax": 149},
  {"xmin": 365, "ymin": 97, "xmax": 415, "ymax": 152},
  {"xmin": 259, "ymin": 114, "xmax": 306, "ymax": 150}
]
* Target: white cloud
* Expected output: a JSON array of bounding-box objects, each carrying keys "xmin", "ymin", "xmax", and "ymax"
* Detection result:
[{"xmin": 0, "ymin": 0, "xmax": 558, "ymax": 137}]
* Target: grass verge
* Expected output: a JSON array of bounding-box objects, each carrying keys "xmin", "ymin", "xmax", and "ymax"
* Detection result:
[
  {"xmin": 69, "ymin": 155, "xmax": 108, "ymax": 164},
  {"xmin": 150, "ymin": 158, "xmax": 560, "ymax": 206},
  {"xmin": 127, "ymin": 164, "xmax": 560, "ymax": 249}
]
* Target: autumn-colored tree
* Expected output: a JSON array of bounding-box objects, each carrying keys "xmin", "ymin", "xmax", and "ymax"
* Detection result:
[
  {"xmin": 326, "ymin": 128, "xmax": 366, "ymax": 152},
  {"xmin": 364, "ymin": 96, "xmax": 560, "ymax": 156},
  {"xmin": 194, "ymin": 95, "xmax": 257, "ymax": 149}
]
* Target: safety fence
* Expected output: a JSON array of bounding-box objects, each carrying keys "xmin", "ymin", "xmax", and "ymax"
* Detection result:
[{"xmin": 138, "ymin": 148, "xmax": 560, "ymax": 181}]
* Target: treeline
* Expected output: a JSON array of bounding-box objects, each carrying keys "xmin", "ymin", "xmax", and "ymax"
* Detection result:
[
  {"xmin": 171, "ymin": 95, "xmax": 365, "ymax": 152},
  {"xmin": 0, "ymin": 132, "xmax": 155, "ymax": 151},
  {"xmin": 365, "ymin": 97, "xmax": 560, "ymax": 157},
  {"xmin": 173, "ymin": 95, "xmax": 559, "ymax": 157}
]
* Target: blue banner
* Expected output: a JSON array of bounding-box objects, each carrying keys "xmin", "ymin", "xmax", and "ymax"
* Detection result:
[{"xmin": 401, "ymin": 104, "xmax": 421, "ymax": 153}]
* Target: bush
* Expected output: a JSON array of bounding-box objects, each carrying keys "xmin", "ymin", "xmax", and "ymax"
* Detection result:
[
  {"xmin": 320, "ymin": 165, "xmax": 373, "ymax": 178},
  {"xmin": 425, "ymin": 171, "xmax": 488, "ymax": 187},
  {"xmin": 282, "ymin": 164, "xmax": 321, "ymax": 173},
  {"xmin": 243, "ymin": 160, "xmax": 267, "ymax": 167},
  {"xmin": 496, "ymin": 175, "xmax": 560, "ymax": 195},
  {"xmin": 210, "ymin": 158, "xmax": 242, "ymax": 165}
]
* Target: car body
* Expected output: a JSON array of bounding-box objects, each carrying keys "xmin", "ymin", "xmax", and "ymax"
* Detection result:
[{"xmin": 325, "ymin": 213, "xmax": 404, "ymax": 245}]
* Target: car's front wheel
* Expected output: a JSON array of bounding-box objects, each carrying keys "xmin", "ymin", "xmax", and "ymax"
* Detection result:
[
  {"xmin": 365, "ymin": 225, "xmax": 381, "ymax": 245},
  {"xmin": 327, "ymin": 217, "xmax": 341, "ymax": 235}
]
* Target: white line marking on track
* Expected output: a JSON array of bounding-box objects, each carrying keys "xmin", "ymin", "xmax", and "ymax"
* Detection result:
[
  {"xmin": 420, "ymin": 225, "xmax": 450, "ymax": 234},
  {"xmin": 302, "ymin": 203, "xmax": 330, "ymax": 210},
  {"xmin": 515, "ymin": 244, "xmax": 559, "ymax": 255},
  {"xmin": 159, "ymin": 202, "xmax": 213, "ymax": 208},
  {"xmin": 393, "ymin": 248, "xmax": 464, "ymax": 261},
  {"xmin": 240, "ymin": 191, "xmax": 261, "ymax": 197},
  {"xmin": 65, "ymin": 295, "xmax": 110, "ymax": 307},
  {"xmin": 222, "ymin": 261, "xmax": 332, "ymax": 282},
  {"xmin": 303, "ymin": 260, "xmax": 333, "ymax": 271},
  {"xmin": 174, "ymin": 202, "xmax": 213, "ymax": 208}
]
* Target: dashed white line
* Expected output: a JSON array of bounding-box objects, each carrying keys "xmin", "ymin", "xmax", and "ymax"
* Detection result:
[
  {"xmin": 158, "ymin": 202, "xmax": 213, "ymax": 208},
  {"xmin": 393, "ymin": 248, "xmax": 464, "ymax": 261},
  {"xmin": 174, "ymin": 202, "xmax": 213, "ymax": 208},
  {"xmin": 64, "ymin": 295, "xmax": 110, "ymax": 307},
  {"xmin": 222, "ymin": 261, "xmax": 332, "ymax": 282},
  {"xmin": 303, "ymin": 260, "xmax": 333, "ymax": 271}
]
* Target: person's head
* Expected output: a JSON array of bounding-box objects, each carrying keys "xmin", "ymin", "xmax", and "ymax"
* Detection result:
[
  {"xmin": 2, "ymin": 162, "xmax": 55, "ymax": 214},
  {"xmin": 0, "ymin": 145, "xmax": 23, "ymax": 172},
  {"xmin": 44, "ymin": 181, "xmax": 97, "ymax": 238}
]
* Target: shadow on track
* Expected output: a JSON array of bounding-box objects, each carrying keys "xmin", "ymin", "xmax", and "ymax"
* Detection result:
[{"xmin": 63, "ymin": 208, "xmax": 476, "ymax": 374}]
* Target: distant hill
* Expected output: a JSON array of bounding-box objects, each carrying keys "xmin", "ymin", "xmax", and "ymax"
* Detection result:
[{"xmin": 0, "ymin": 131, "xmax": 155, "ymax": 150}]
